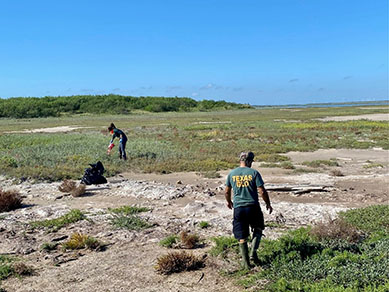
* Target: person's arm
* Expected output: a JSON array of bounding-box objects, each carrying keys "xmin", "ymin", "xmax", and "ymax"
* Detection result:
[
  {"xmin": 110, "ymin": 131, "xmax": 117, "ymax": 144},
  {"xmin": 258, "ymin": 186, "xmax": 272, "ymax": 214},
  {"xmin": 225, "ymin": 186, "xmax": 233, "ymax": 209}
]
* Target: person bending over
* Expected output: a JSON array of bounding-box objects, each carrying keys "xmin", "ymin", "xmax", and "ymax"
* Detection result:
[{"xmin": 107, "ymin": 123, "xmax": 128, "ymax": 160}]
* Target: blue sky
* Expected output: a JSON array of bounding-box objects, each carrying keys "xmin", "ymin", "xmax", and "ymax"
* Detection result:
[{"xmin": 0, "ymin": 0, "xmax": 387, "ymax": 105}]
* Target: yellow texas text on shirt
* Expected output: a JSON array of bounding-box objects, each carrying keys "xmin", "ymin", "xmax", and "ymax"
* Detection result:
[{"xmin": 232, "ymin": 175, "xmax": 253, "ymax": 187}]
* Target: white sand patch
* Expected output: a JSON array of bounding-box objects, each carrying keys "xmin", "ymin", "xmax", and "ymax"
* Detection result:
[
  {"xmin": 285, "ymin": 148, "xmax": 389, "ymax": 164},
  {"xmin": 194, "ymin": 121, "xmax": 232, "ymax": 124},
  {"xmin": 5, "ymin": 126, "xmax": 92, "ymax": 134},
  {"xmin": 316, "ymin": 113, "xmax": 389, "ymax": 121}
]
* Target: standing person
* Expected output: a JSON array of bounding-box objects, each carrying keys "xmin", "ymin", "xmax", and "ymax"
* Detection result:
[
  {"xmin": 225, "ymin": 151, "xmax": 273, "ymax": 269},
  {"xmin": 107, "ymin": 123, "xmax": 128, "ymax": 160}
]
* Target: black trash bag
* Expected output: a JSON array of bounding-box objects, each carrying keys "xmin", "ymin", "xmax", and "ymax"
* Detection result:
[{"xmin": 80, "ymin": 161, "xmax": 107, "ymax": 185}]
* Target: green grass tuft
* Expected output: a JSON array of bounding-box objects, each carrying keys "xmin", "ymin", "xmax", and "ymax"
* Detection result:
[
  {"xmin": 199, "ymin": 221, "xmax": 210, "ymax": 229},
  {"xmin": 210, "ymin": 236, "xmax": 239, "ymax": 257},
  {"xmin": 108, "ymin": 205, "xmax": 150, "ymax": 215},
  {"xmin": 30, "ymin": 209, "xmax": 85, "ymax": 231},
  {"xmin": 111, "ymin": 214, "xmax": 151, "ymax": 230},
  {"xmin": 159, "ymin": 235, "xmax": 178, "ymax": 248}
]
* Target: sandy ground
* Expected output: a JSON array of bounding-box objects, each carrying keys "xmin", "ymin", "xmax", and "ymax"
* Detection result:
[
  {"xmin": 0, "ymin": 147, "xmax": 388, "ymax": 292},
  {"xmin": 317, "ymin": 113, "xmax": 389, "ymax": 121},
  {"xmin": 5, "ymin": 126, "xmax": 92, "ymax": 134}
]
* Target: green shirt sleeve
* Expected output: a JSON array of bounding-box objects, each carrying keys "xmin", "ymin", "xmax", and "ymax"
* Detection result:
[
  {"xmin": 255, "ymin": 171, "xmax": 264, "ymax": 187},
  {"xmin": 226, "ymin": 173, "xmax": 232, "ymax": 187}
]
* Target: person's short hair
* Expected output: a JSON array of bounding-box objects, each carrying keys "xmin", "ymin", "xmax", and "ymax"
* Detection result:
[
  {"xmin": 108, "ymin": 123, "xmax": 116, "ymax": 131},
  {"xmin": 239, "ymin": 151, "xmax": 255, "ymax": 162}
]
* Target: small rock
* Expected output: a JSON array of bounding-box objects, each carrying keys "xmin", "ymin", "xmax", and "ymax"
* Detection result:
[{"xmin": 176, "ymin": 180, "xmax": 182, "ymax": 185}]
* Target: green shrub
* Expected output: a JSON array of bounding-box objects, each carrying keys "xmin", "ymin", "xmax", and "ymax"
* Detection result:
[
  {"xmin": 30, "ymin": 209, "xmax": 85, "ymax": 231},
  {"xmin": 110, "ymin": 214, "xmax": 151, "ymax": 230},
  {"xmin": 280, "ymin": 161, "xmax": 295, "ymax": 169},
  {"xmin": 0, "ymin": 156, "xmax": 18, "ymax": 168},
  {"xmin": 41, "ymin": 242, "xmax": 58, "ymax": 252},
  {"xmin": 108, "ymin": 205, "xmax": 150, "ymax": 215},
  {"xmin": 159, "ymin": 235, "xmax": 178, "ymax": 248},
  {"xmin": 199, "ymin": 221, "xmax": 210, "ymax": 229},
  {"xmin": 234, "ymin": 206, "xmax": 389, "ymax": 291},
  {"xmin": 0, "ymin": 256, "xmax": 14, "ymax": 281},
  {"xmin": 339, "ymin": 205, "xmax": 389, "ymax": 234},
  {"xmin": 210, "ymin": 236, "xmax": 239, "ymax": 257},
  {"xmin": 302, "ymin": 159, "xmax": 339, "ymax": 168}
]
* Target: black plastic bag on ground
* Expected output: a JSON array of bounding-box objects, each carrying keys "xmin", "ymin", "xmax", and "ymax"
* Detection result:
[{"xmin": 80, "ymin": 161, "xmax": 107, "ymax": 185}]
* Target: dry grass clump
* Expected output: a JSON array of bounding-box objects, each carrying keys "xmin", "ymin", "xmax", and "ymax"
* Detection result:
[
  {"xmin": 58, "ymin": 180, "xmax": 86, "ymax": 197},
  {"xmin": 0, "ymin": 189, "xmax": 22, "ymax": 212},
  {"xmin": 331, "ymin": 169, "xmax": 344, "ymax": 177},
  {"xmin": 58, "ymin": 179, "xmax": 76, "ymax": 192},
  {"xmin": 71, "ymin": 184, "xmax": 86, "ymax": 197},
  {"xmin": 310, "ymin": 218, "xmax": 363, "ymax": 243},
  {"xmin": 180, "ymin": 231, "xmax": 200, "ymax": 249},
  {"xmin": 62, "ymin": 233, "xmax": 101, "ymax": 250},
  {"xmin": 155, "ymin": 251, "xmax": 205, "ymax": 275},
  {"xmin": 12, "ymin": 262, "xmax": 34, "ymax": 276}
]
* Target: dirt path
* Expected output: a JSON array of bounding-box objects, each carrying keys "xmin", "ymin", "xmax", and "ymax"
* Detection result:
[{"xmin": 0, "ymin": 148, "xmax": 388, "ymax": 292}]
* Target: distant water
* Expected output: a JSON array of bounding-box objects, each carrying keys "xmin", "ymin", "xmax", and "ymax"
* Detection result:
[{"xmin": 255, "ymin": 100, "xmax": 389, "ymax": 109}]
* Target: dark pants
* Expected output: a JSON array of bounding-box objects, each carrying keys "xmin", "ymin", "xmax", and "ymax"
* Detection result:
[
  {"xmin": 233, "ymin": 204, "xmax": 264, "ymax": 240},
  {"xmin": 119, "ymin": 139, "xmax": 127, "ymax": 159}
]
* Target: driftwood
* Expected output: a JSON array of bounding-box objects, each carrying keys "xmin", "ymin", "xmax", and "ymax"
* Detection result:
[{"xmin": 266, "ymin": 184, "xmax": 330, "ymax": 196}]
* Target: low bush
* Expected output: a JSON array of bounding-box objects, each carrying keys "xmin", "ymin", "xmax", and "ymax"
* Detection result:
[
  {"xmin": 280, "ymin": 161, "xmax": 295, "ymax": 169},
  {"xmin": 41, "ymin": 242, "xmax": 58, "ymax": 252},
  {"xmin": 180, "ymin": 231, "xmax": 200, "ymax": 249},
  {"xmin": 0, "ymin": 256, "xmax": 33, "ymax": 282},
  {"xmin": 62, "ymin": 233, "xmax": 101, "ymax": 250},
  {"xmin": 302, "ymin": 159, "xmax": 339, "ymax": 168},
  {"xmin": 12, "ymin": 262, "xmax": 33, "ymax": 276},
  {"xmin": 339, "ymin": 205, "xmax": 389, "ymax": 234},
  {"xmin": 310, "ymin": 218, "xmax": 364, "ymax": 243},
  {"xmin": 331, "ymin": 169, "xmax": 344, "ymax": 176},
  {"xmin": 155, "ymin": 251, "xmax": 205, "ymax": 275},
  {"xmin": 58, "ymin": 180, "xmax": 86, "ymax": 197},
  {"xmin": 58, "ymin": 180, "xmax": 77, "ymax": 192},
  {"xmin": 0, "ymin": 189, "xmax": 22, "ymax": 212},
  {"xmin": 71, "ymin": 184, "xmax": 86, "ymax": 197},
  {"xmin": 199, "ymin": 171, "xmax": 221, "ymax": 179}
]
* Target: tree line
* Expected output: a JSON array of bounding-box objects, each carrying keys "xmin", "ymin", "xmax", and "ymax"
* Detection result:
[{"xmin": 0, "ymin": 95, "xmax": 251, "ymax": 118}]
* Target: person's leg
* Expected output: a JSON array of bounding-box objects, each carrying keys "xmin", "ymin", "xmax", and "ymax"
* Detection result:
[
  {"xmin": 233, "ymin": 207, "xmax": 253, "ymax": 269},
  {"xmin": 122, "ymin": 140, "xmax": 127, "ymax": 160},
  {"xmin": 118, "ymin": 142, "xmax": 123, "ymax": 159},
  {"xmin": 250, "ymin": 228, "xmax": 263, "ymax": 265},
  {"xmin": 248, "ymin": 205, "xmax": 265, "ymax": 266}
]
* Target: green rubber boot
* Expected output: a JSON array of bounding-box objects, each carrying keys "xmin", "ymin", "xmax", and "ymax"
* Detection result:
[
  {"xmin": 239, "ymin": 242, "xmax": 253, "ymax": 270},
  {"xmin": 250, "ymin": 229, "xmax": 262, "ymax": 266}
]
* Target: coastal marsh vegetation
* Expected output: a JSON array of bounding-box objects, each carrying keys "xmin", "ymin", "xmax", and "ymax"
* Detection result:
[
  {"xmin": 0, "ymin": 105, "xmax": 388, "ymax": 181},
  {"xmin": 221, "ymin": 205, "xmax": 389, "ymax": 291}
]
